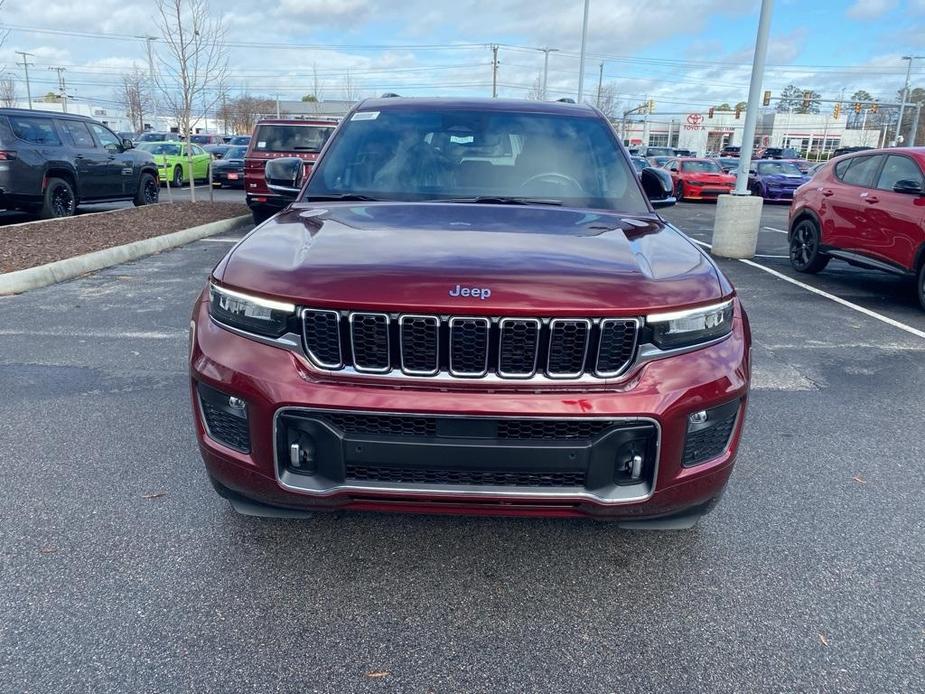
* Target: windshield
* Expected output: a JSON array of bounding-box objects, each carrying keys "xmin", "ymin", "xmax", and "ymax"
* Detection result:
[
  {"xmin": 223, "ymin": 146, "xmax": 248, "ymax": 159},
  {"xmin": 252, "ymin": 124, "xmax": 334, "ymax": 153},
  {"xmin": 138, "ymin": 132, "xmax": 167, "ymax": 142},
  {"xmin": 305, "ymin": 108, "xmax": 647, "ymax": 212},
  {"xmin": 230, "ymin": 135, "xmax": 250, "ymax": 145},
  {"xmin": 646, "ymin": 147, "xmax": 674, "ymax": 156},
  {"xmin": 138, "ymin": 143, "xmax": 181, "ymax": 156},
  {"xmin": 190, "ymin": 135, "xmax": 213, "ymax": 144},
  {"xmin": 757, "ymin": 161, "xmax": 802, "ymax": 175},
  {"xmin": 682, "ymin": 160, "xmax": 722, "ymax": 173}
]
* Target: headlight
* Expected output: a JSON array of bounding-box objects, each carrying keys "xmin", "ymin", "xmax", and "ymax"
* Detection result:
[
  {"xmin": 209, "ymin": 283, "xmax": 295, "ymax": 338},
  {"xmin": 647, "ymin": 300, "xmax": 734, "ymax": 349}
]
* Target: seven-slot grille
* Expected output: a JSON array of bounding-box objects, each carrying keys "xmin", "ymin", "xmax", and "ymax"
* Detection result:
[{"xmin": 301, "ymin": 310, "xmax": 639, "ymax": 380}]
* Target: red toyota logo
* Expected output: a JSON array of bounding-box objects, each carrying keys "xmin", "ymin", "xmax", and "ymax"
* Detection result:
[{"xmin": 687, "ymin": 113, "xmax": 704, "ymax": 125}]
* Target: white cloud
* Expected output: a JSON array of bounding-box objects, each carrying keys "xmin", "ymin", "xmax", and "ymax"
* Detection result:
[{"xmin": 846, "ymin": 0, "xmax": 897, "ymax": 20}]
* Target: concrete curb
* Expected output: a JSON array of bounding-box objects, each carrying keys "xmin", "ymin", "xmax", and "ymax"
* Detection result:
[{"xmin": 0, "ymin": 214, "xmax": 250, "ymax": 295}]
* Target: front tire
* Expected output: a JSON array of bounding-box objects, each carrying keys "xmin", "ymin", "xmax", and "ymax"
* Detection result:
[
  {"xmin": 789, "ymin": 218, "xmax": 830, "ymax": 273},
  {"xmin": 172, "ymin": 165, "xmax": 184, "ymax": 188},
  {"xmin": 40, "ymin": 177, "xmax": 76, "ymax": 218},
  {"xmin": 133, "ymin": 172, "xmax": 160, "ymax": 207}
]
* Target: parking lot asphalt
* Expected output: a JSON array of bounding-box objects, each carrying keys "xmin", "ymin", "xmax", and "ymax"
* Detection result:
[
  {"xmin": 0, "ymin": 184, "xmax": 244, "ymax": 226},
  {"xmin": 1, "ymin": 202, "xmax": 922, "ymax": 693}
]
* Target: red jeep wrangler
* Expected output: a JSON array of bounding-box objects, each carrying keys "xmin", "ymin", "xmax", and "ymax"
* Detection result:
[
  {"xmin": 243, "ymin": 118, "xmax": 337, "ymax": 224},
  {"xmin": 192, "ymin": 98, "xmax": 751, "ymax": 529}
]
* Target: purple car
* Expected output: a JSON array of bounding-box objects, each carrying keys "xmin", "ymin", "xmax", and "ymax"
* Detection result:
[{"xmin": 747, "ymin": 160, "xmax": 810, "ymax": 200}]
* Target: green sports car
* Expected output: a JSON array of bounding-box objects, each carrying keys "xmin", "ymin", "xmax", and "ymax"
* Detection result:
[{"xmin": 135, "ymin": 141, "xmax": 212, "ymax": 187}]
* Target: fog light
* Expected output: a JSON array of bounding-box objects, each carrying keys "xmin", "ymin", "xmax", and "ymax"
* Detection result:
[
  {"xmin": 683, "ymin": 400, "xmax": 741, "ymax": 467},
  {"xmin": 228, "ymin": 396, "xmax": 246, "ymax": 411},
  {"xmin": 689, "ymin": 410, "xmax": 708, "ymax": 425}
]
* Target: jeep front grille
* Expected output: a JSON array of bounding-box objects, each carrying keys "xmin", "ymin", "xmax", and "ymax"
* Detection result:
[{"xmin": 301, "ymin": 309, "xmax": 639, "ymax": 381}]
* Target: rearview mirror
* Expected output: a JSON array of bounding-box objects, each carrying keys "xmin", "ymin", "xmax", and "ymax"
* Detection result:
[
  {"xmin": 640, "ymin": 167, "xmax": 676, "ymax": 208},
  {"xmin": 892, "ymin": 179, "xmax": 923, "ymax": 195},
  {"xmin": 265, "ymin": 157, "xmax": 306, "ymax": 198}
]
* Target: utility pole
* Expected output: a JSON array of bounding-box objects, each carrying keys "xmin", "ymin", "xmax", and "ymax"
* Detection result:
[
  {"xmin": 15, "ymin": 51, "xmax": 34, "ymax": 109},
  {"xmin": 895, "ymin": 56, "xmax": 923, "ymax": 146},
  {"xmin": 276, "ymin": 94, "xmax": 280, "ymax": 118},
  {"xmin": 577, "ymin": 0, "xmax": 590, "ymax": 102},
  {"xmin": 491, "ymin": 45, "xmax": 499, "ymax": 98},
  {"xmin": 911, "ymin": 103, "xmax": 922, "ymax": 147},
  {"xmin": 49, "ymin": 66, "xmax": 67, "ymax": 112},
  {"xmin": 596, "ymin": 62, "xmax": 604, "ymax": 108},
  {"xmin": 139, "ymin": 36, "xmax": 159, "ymax": 130},
  {"xmin": 540, "ymin": 47, "xmax": 558, "ymax": 100}
]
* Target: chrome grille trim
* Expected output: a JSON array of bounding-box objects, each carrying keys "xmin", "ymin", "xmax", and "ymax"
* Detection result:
[
  {"xmin": 546, "ymin": 318, "xmax": 591, "ymax": 379},
  {"xmin": 498, "ymin": 317, "xmax": 541, "ymax": 378},
  {"xmin": 448, "ymin": 316, "xmax": 490, "ymax": 378},
  {"xmin": 594, "ymin": 317, "xmax": 641, "ymax": 378},
  {"xmin": 348, "ymin": 312, "xmax": 391, "ymax": 373},
  {"xmin": 399, "ymin": 314, "xmax": 440, "ymax": 376},
  {"xmin": 301, "ymin": 308, "xmax": 343, "ymax": 369}
]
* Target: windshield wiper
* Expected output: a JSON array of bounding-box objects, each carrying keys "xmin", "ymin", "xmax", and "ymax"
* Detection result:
[
  {"xmin": 306, "ymin": 194, "xmax": 380, "ymax": 201},
  {"xmin": 440, "ymin": 196, "xmax": 563, "ymax": 206},
  {"xmin": 292, "ymin": 146, "xmax": 321, "ymax": 151}
]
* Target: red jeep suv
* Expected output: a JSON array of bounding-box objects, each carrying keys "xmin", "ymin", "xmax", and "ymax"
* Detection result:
[
  {"xmin": 244, "ymin": 118, "xmax": 337, "ymax": 224},
  {"xmin": 789, "ymin": 147, "xmax": 925, "ymax": 309},
  {"xmin": 191, "ymin": 98, "xmax": 751, "ymax": 528}
]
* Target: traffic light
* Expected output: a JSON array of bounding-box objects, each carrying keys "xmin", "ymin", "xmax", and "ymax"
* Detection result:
[
  {"xmin": 870, "ymin": 101, "xmax": 879, "ymax": 114},
  {"xmin": 708, "ymin": 106, "xmax": 714, "ymax": 118},
  {"xmin": 854, "ymin": 102, "xmax": 862, "ymax": 113},
  {"xmin": 802, "ymin": 91, "xmax": 812, "ymax": 108},
  {"xmin": 735, "ymin": 106, "xmax": 741, "ymax": 119},
  {"xmin": 762, "ymin": 90, "xmax": 771, "ymax": 107},
  {"xmin": 833, "ymin": 103, "xmax": 841, "ymax": 119},
  {"xmin": 647, "ymin": 98, "xmax": 655, "ymax": 113}
]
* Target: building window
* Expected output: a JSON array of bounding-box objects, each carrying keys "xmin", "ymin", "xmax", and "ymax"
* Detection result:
[{"xmin": 648, "ymin": 134, "xmax": 669, "ymax": 147}]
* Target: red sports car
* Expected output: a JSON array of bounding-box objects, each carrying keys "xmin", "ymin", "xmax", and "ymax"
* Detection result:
[{"xmin": 664, "ymin": 157, "xmax": 736, "ymax": 201}]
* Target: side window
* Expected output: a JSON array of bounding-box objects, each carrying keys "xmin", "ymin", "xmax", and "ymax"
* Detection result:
[
  {"xmin": 192, "ymin": 145, "xmax": 206, "ymax": 156},
  {"xmin": 88, "ymin": 123, "xmax": 121, "ymax": 151},
  {"xmin": 833, "ymin": 159, "xmax": 852, "ymax": 179},
  {"xmin": 840, "ymin": 155, "xmax": 883, "ymax": 188},
  {"xmin": 876, "ymin": 155, "xmax": 924, "ymax": 191},
  {"xmin": 9, "ymin": 116, "xmax": 62, "ymax": 146},
  {"xmin": 59, "ymin": 120, "xmax": 96, "ymax": 149}
]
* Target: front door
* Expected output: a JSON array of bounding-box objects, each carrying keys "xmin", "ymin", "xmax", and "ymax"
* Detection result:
[{"xmin": 88, "ymin": 123, "xmax": 136, "ymax": 195}]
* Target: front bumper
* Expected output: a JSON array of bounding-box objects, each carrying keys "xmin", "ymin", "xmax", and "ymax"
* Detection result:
[
  {"xmin": 190, "ymin": 296, "xmax": 751, "ymax": 519},
  {"xmin": 683, "ymin": 184, "xmax": 734, "ymax": 200}
]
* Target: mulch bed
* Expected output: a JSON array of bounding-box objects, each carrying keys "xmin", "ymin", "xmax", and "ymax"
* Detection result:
[{"xmin": 0, "ymin": 202, "xmax": 249, "ymax": 274}]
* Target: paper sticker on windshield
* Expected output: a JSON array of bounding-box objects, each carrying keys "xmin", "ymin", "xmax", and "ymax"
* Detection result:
[
  {"xmin": 351, "ymin": 111, "xmax": 379, "ymax": 121},
  {"xmin": 257, "ymin": 141, "xmax": 267, "ymax": 148}
]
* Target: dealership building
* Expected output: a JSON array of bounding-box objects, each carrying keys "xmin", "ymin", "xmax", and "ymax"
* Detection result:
[{"xmin": 621, "ymin": 109, "xmax": 883, "ymax": 156}]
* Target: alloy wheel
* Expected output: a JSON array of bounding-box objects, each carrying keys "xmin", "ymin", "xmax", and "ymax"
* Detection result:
[
  {"xmin": 790, "ymin": 222, "xmax": 816, "ymax": 269},
  {"xmin": 52, "ymin": 184, "xmax": 75, "ymax": 217},
  {"xmin": 143, "ymin": 177, "xmax": 159, "ymax": 204}
]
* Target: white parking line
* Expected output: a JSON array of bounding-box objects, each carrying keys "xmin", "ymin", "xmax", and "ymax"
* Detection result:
[
  {"xmin": 763, "ymin": 226, "xmax": 788, "ymax": 234},
  {"xmin": 688, "ymin": 239, "xmax": 925, "ymax": 340}
]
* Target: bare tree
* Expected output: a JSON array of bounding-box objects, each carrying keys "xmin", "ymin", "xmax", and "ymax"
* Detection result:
[
  {"xmin": 341, "ymin": 69, "xmax": 360, "ymax": 102},
  {"xmin": 118, "ymin": 66, "xmax": 153, "ymax": 132},
  {"xmin": 154, "ymin": 0, "xmax": 228, "ymax": 201},
  {"xmin": 597, "ymin": 82, "xmax": 620, "ymax": 120},
  {"xmin": 527, "ymin": 75, "xmax": 543, "ymax": 100},
  {"xmin": 216, "ymin": 94, "xmax": 274, "ymax": 134},
  {"xmin": 312, "ymin": 62, "xmax": 323, "ymax": 102},
  {"xmin": 0, "ymin": 74, "xmax": 15, "ymax": 108}
]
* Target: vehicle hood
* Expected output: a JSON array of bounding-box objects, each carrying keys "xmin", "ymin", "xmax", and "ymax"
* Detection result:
[
  {"xmin": 217, "ymin": 203, "xmax": 725, "ymax": 314},
  {"xmin": 758, "ymin": 172, "xmax": 808, "ymax": 184},
  {"xmin": 682, "ymin": 172, "xmax": 735, "ymax": 183}
]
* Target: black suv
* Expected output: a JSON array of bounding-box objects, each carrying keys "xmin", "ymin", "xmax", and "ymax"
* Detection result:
[{"xmin": 0, "ymin": 108, "xmax": 160, "ymax": 218}]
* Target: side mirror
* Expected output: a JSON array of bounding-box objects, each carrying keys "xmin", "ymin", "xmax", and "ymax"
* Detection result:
[
  {"xmin": 122, "ymin": 138, "xmax": 134, "ymax": 150},
  {"xmin": 640, "ymin": 167, "xmax": 676, "ymax": 208},
  {"xmin": 892, "ymin": 179, "xmax": 923, "ymax": 195},
  {"xmin": 265, "ymin": 157, "xmax": 306, "ymax": 197}
]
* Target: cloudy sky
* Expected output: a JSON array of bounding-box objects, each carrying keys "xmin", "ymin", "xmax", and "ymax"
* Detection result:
[{"xmin": 1, "ymin": 0, "xmax": 924, "ymax": 114}]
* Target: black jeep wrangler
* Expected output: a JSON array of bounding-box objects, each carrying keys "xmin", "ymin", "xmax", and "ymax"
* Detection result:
[{"xmin": 0, "ymin": 108, "xmax": 160, "ymax": 218}]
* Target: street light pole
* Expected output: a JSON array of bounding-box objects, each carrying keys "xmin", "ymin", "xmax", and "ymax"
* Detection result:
[
  {"xmin": 733, "ymin": 0, "xmax": 774, "ymax": 195},
  {"xmin": 140, "ymin": 36, "xmax": 159, "ymax": 130},
  {"xmin": 540, "ymin": 47, "xmax": 558, "ymax": 100},
  {"xmin": 895, "ymin": 56, "xmax": 923, "ymax": 146},
  {"xmin": 576, "ymin": 0, "xmax": 590, "ymax": 102}
]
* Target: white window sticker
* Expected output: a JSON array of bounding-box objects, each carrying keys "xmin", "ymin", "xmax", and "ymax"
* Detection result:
[
  {"xmin": 351, "ymin": 111, "xmax": 380, "ymax": 121},
  {"xmin": 257, "ymin": 141, "xmax": 267, "ymax": 148}
]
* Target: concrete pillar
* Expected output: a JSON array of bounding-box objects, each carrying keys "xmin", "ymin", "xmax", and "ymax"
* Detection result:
[{"xmin": 711, "ymin": 194, "xmax": 763, "ymax": 259}]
